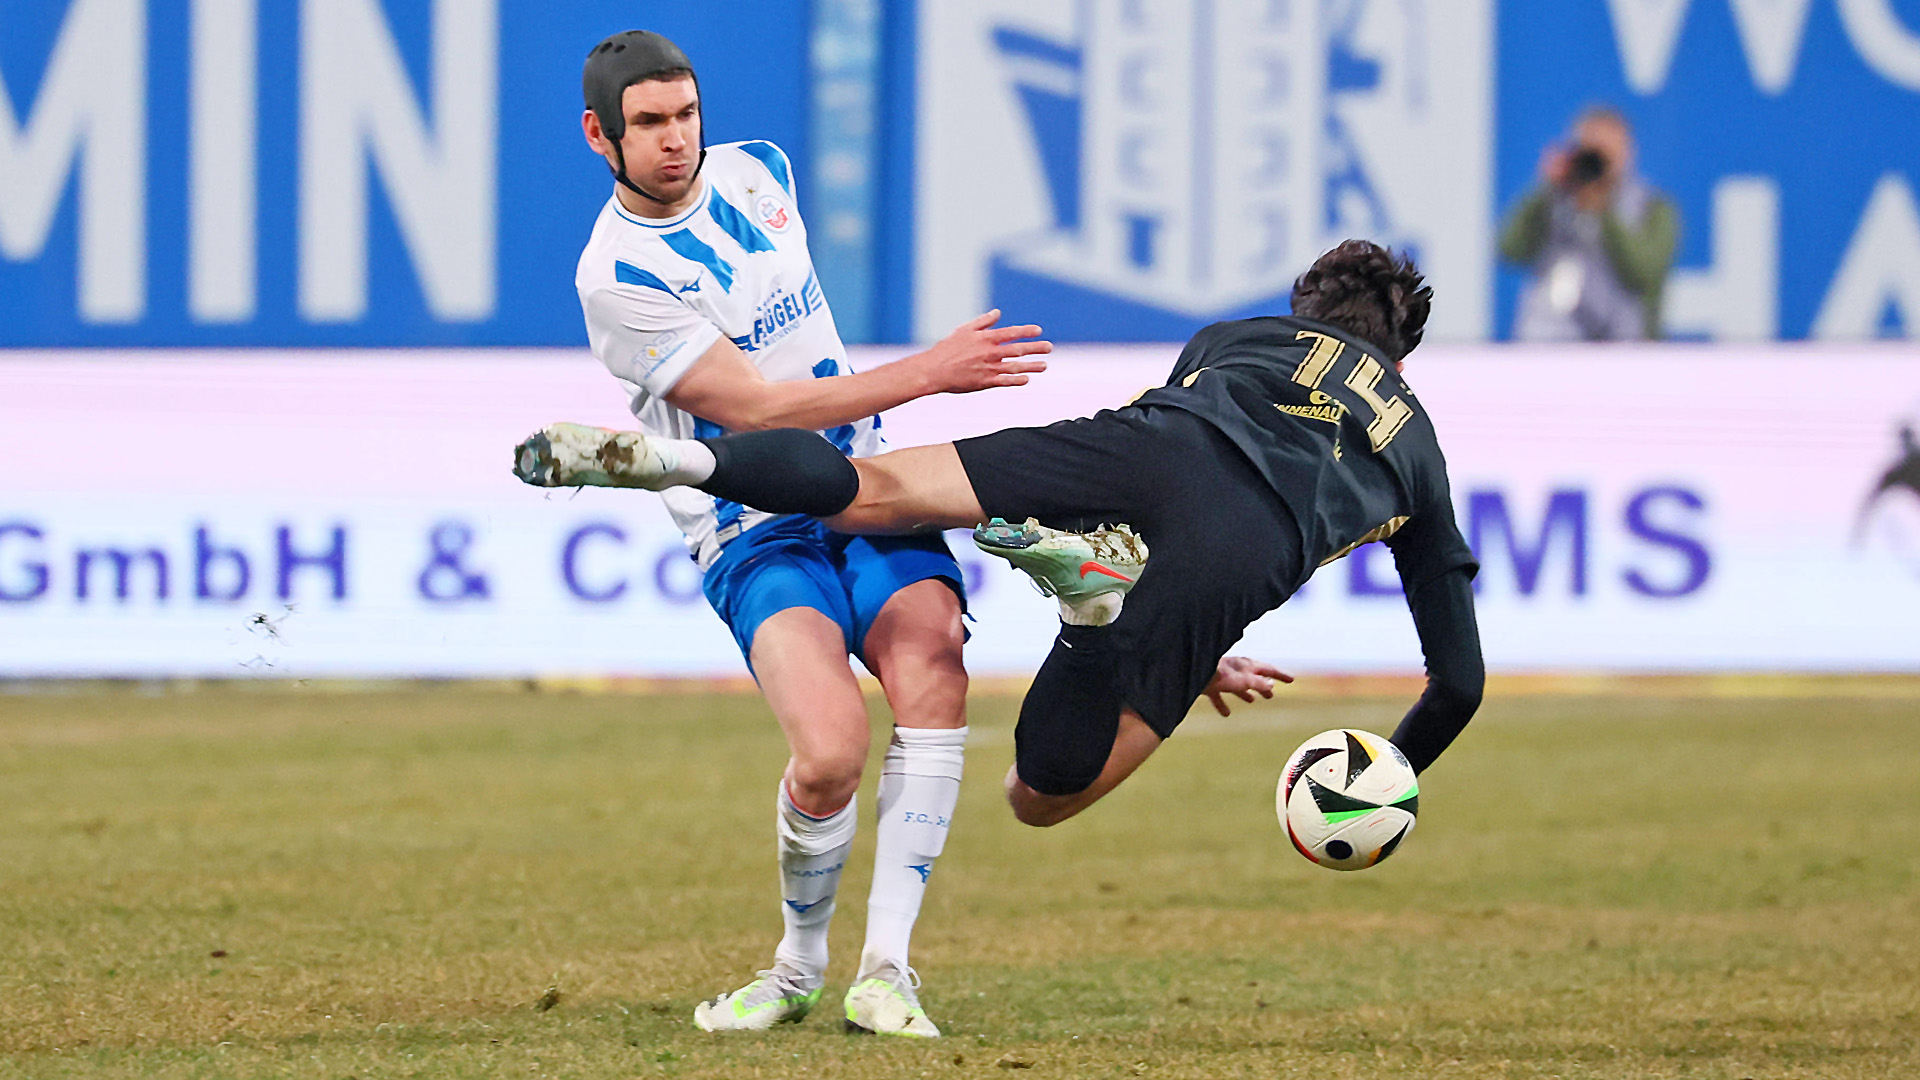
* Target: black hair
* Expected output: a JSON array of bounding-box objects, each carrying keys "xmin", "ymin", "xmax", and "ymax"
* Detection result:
[{"xmin": 1289, "ymin": 240, "xmax": 1432, "ymax": 363}]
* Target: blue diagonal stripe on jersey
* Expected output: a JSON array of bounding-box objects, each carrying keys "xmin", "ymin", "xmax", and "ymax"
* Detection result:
[
  {"xmin": 708, "ymin": 194, "xmax": 777, "ymax": 255},
  {"xmin": 693, "ymin": 415, "xmax": 748, "ymax": 539},
  {"xmin": 811, "ymin": 359, "xmax": 858, "ymax": 454},
  {"xmin": 613, "ymin": 260, "xmax": 675, "ymax": 294},
  {"xmin": 661, "ymin": 230, "xmax": 736, "ymax": 293},
  {"xmin": 736, "ymin": 140, "xmax": 792, "ymax": 195}
]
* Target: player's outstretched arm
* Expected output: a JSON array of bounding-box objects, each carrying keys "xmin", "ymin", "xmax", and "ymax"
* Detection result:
[
  {"xmin": 664, "ymin": 311, "xmax": 1050, "ymax": 433},
  {"xmin": 1389, "ymin": 567, "xmax": 1484, "ymax": 773}
]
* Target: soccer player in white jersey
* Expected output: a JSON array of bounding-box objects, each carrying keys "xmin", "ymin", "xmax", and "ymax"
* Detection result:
[{"xmin": 570, "ymin": 31, "xmax": 1051, "ymax": 1037}]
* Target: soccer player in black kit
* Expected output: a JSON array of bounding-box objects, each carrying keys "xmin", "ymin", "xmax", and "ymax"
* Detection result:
[{"xmin": 516, "ymin": 241, "xmax": 1484, "ymax": 828}]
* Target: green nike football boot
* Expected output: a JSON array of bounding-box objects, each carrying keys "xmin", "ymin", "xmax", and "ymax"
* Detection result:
[{"xmin": 972, "ymin": 518, "xmax": 1148, "ymax": 626}]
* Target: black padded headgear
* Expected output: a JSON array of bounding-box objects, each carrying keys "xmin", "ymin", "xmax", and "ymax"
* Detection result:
[{"xmin": 583, "ymin": 30, "xmax": 706, "ymax": 205}]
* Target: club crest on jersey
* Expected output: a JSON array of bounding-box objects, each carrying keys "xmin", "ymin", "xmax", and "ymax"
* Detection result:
[{"xmin": 756, "ymin": 195, "xmax": 791, "ymax": 233}]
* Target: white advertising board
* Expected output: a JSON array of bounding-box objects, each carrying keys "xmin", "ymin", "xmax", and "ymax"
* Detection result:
[{"xmin": 2, "ymin": 345, "xmax": 1917, "ymax": 677}]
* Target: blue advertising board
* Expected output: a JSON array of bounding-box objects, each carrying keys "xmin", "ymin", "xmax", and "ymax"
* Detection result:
[
  {"xmin": 4, "ymin": 0, "xmax": 1917, "ymax": 345},
  {"xmin": 907, "ymin": 0, "xmax": 1498, "ymax": 343},
  {"xmin": 1497, "ymin": 0, "xmax": 1920, "ymax": 340},
  {"xmin": 0, "ymin": 0, "xmax": 811, "ymax": 346}
]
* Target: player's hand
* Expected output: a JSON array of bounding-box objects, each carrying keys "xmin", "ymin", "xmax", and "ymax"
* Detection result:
[
  {"xmin": 918, "ymin": 310, "xmax": 1051, "ymax": 394},
  {"xmin": 1204, "ymin": 656, "xmax": 1293, "ymax": 716}
]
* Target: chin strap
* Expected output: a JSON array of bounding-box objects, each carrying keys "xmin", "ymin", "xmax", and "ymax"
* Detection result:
[
  {"xmin": 611, "ymin": 145, "xmax": 707, "ymax": 205},
  {"xmin": 602, "ymin": 74, "xmax": 708, "ymax": 207}
]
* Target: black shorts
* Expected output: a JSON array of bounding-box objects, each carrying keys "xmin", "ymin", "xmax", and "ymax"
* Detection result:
[{"xmin": 954, "ymin": 405, "xmax": 1306, "ymax": 738}]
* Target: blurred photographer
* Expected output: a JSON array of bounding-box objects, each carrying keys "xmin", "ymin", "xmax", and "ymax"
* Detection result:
[{"xmin": 1499, "ymin": 107, "xmax": 1679, "ymax": 341}]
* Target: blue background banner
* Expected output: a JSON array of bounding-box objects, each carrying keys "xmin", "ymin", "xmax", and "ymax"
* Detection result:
[
  {"xmin": 3, "ymin": 0, "xmax": 1917, "ymax": 345},
  {"xmin": 0, "ymin": 0, "xmax": 812, "ymax": 346},
  {"xmin": 1497, "ymin": 0, "xmax": 1920, "ymax": 340}
]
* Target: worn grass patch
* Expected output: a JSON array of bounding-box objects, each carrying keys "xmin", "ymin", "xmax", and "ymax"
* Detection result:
[{"xmin": 0, "ymin": 686, "xmax": 1915, "ymax": 1078}]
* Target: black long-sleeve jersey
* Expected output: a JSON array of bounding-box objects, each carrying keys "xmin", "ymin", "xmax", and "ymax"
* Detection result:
[{"xmin": 1132, "ymin": 315, "xmax": 1485, "ymax": 772}]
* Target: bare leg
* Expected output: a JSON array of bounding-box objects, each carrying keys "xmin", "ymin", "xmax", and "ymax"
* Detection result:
[
  {"xmin": 1003, "ymin": 708, "xmax": 1164, "ymax": 827},
  {"xmin": 862, "ymin": 579, "xmax": 969, "ymax": 732},
  {"xmin": 750, "ymin": 607, "xmax": 872, "ymax": 813},
  {"xmin": 825, "ymin": 444, "xmax": 987, "ymax": 535}
]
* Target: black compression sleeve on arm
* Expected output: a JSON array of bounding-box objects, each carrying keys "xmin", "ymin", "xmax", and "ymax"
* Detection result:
[
  {"xmin": 1390, "ymin": 566, "xmax": 1485, "ymax": 774},
  {"xmin": 697, "ymin": 429, "xmax": 860, "ymax": 518}
]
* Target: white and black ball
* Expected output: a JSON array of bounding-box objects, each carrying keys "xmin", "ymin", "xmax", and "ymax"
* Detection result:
[{"xmin": 1278, "ymin": 729, "xmax": 1419, "ymax": 871}]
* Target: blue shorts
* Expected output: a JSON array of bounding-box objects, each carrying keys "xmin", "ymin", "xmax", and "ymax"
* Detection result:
[{"xmin": 701, "ymin": 514, "xmax": 967, "ymax": 669}]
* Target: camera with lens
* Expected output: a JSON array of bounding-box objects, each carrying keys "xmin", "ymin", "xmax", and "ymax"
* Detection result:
[{"xmin": 1563, "ymin": 146, "xmax": 1609, "ymax": 188}]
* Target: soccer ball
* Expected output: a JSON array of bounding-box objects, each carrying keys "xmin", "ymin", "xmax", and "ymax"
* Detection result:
[{"xmin": 1278, "ymin": 729, "xmax": 1419, "ymax": 871}]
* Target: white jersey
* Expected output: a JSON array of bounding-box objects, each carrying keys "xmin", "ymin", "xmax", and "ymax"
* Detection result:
[{"xmin": 576, "ymin": 140, "xmax": 883, "ymax": 569}]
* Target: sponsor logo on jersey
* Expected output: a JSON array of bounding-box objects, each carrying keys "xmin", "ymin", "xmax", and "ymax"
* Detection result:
[
  {"xmin": 743, "ymin": 272, "xmax": 827, "ymax": 352},
  {"xmin": 642, "ymin": 330, "xmax": 685, "ymax": 373},
  {"xmin": 1276, "ymin": 403, "xmax": 1346, "ymax": 424},
  {"xmin": 756, "ymin": 195, "xmax": 791, "ymax": 233}
]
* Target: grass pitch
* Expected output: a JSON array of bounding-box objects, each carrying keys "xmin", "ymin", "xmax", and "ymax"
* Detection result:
[{"xmin": 1, "ymin": 683, "xmax": 1915, "ymax": 1079}]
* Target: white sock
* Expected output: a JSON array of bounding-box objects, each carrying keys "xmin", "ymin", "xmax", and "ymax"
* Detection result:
[
  {"xmin": 654, "ymin": 437, "xmax": 717, "ymax": 487},
  {"xmin": 860, "ymin": 726, "xmax": 967, "ymax": 977},
  {"xmin": 773, "ymin": 781, "xmax": 856, "ymax": 982},
  {"xmin": 1057, "ymin": 593, "xmax": 1124, "ymax": 626}
]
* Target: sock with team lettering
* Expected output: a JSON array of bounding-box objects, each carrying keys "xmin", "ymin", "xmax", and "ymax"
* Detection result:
[
  {"xmin": 859, "ymin": 725, "xmax": 967, "ymax": 977},
  {"xmin": 772, "ymin": 780, "xmax": 856, "ymax": 981}
]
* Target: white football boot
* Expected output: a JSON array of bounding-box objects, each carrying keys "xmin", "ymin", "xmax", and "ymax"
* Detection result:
[
  {"xmin": 512, "ymin": 422, "xmax": 680, "ymax": 490},
  {"xmin": 692, "ymin": 970, "xmax": 824, "ymax": 1032},
  {"xmin": 843, "ymin": 963, "xmax": 940, "ymax": 1037}
]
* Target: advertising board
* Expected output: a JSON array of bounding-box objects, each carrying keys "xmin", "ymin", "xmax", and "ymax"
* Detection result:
[
  {"xmin": 5, "ymin": 346, "xmax": 1916, "ymax": 677},
  {"xmin": 913, "ymin": 0, "xmax": 1495, "ymax": 342},
  {"xmin": 0, "ymin": 0, "xmax": 810, "ymax": 346},
  {"xmin": 1498, "ymin": 0, "xmax": 1920, "ymax": 340},
  {"xmin": 7, "ymin": 0, "xmax": 1917, "ymax": 346}
]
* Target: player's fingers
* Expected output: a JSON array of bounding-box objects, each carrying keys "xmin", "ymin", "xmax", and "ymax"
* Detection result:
[
  {"xmin": 1207, "ymin": 691, "xmax": 1231, "ymax": 716},
  {"xmin": 985, "ymin": 323, "xmax": 1045, "ymax": 343},
  {"xmin": 995, "ymin": 359, "xmax": 1049, "ymax": 374},
  {"xmin": 997, "ymin": 341, "xmax": 1054, "ymax": 358},
  {"xmin": 1235, "ymin": 688, "xmax": 1256, "ymax": 703},
  {"xmin": 1254, "ymin": 661, "xmax": 1294, "ymax": 683},
  {"xmin": 961, "ymin": 309, "xmax": 1001, "ymax": 331},
  {"xmin": 990, "ymin": 373, "xmax": 1031, "ymax": 387}
]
